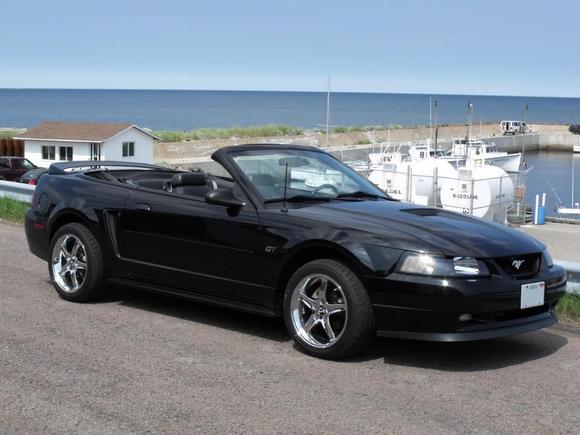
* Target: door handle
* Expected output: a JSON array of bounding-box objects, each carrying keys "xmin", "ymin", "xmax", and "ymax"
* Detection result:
[{"xmin": 135, "ymin": 203, "xmax": 151, "ymax": 212}]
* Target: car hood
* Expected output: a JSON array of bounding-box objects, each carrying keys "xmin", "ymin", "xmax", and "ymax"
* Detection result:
[{"xmin": 290, "ymin": 200, "xmax": 544, "ymax": 258}]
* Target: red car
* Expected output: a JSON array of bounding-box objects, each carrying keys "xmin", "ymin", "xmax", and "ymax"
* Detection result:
[
  {"xmin": 14, "ymin": 168, "xmax": 47, "ymax": 185},
  {"xmin": 0, "ymin": 157, "xmax": 38, "ymax": 181}
]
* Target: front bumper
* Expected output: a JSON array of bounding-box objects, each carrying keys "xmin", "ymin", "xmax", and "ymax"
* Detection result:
[{"xmin": 365, "ymin": 265, "xmax": 567, "ymax": 342}]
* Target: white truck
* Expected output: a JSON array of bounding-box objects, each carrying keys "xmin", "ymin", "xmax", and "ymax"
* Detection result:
[{"xmin": 500, "ymin": 120, "xmax": 529, "ymax": 135}]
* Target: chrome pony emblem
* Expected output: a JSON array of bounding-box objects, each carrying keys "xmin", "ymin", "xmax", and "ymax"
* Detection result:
[{"xmin": 512, "ymin": 259, "xmax": 525, "ymax": 270}]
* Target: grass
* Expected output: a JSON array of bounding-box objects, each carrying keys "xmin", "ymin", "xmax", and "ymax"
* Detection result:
[
  {"xmin": 556, "ymin": 293, "xmax": 580, "ymax": 323},
  {"xmin": 0, "ymin": 197, "xmax": 28, "ymax": 224},
  {"xmin": 154, "ymin": 125, "xmax": 304, "ymax": 142},
  {"xmin": 0, "ymin": 129, "xmax": 21, "ymax": 139}
]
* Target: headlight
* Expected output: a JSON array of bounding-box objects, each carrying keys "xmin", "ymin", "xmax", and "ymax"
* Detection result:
[
  {"xmin": 397, "ymin": 252, "xmax": 489, "ymax": 277},
  {"xmin": 543, "ymin": 249, "xmax": 554, "ymax": 268}
]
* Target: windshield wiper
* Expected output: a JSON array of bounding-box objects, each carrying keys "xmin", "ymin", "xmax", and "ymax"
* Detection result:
[
  {"xmin": 336, "ymin": 191, "xmax": 388, "ymax": 200},
  {"xmin": 264, "ymin": 195, "xmax": 331, "ymax": 204}
]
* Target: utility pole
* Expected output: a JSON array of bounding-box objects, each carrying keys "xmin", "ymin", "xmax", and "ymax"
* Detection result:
[
  {"xmin": 429, "ymin": 96, "xmax": 432, "ymax": 145},
  {"xmin": 433, "ymin": 100, "xmax": 438, "ymax": 157}
]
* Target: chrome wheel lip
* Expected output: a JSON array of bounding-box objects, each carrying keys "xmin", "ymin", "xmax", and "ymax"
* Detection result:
[
  {"xmin": 51, "ymin": 234, "xmax": 88, "ymax": 294},
  {"xmin": 290, "ymin": 273, "xmax": 348, "ymax": 349}
]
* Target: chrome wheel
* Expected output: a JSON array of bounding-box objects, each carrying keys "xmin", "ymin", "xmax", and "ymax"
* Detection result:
[
  {"xmin": 290, "ymin": 274, "xmax": 348, "ymax": 348},
  {"xmin": 51, "ymin": 234, "xmax": 88, "ymax": 293}
]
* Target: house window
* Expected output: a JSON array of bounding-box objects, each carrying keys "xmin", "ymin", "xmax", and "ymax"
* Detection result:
[
  {"xmin": 122, "ymin": 142, "xmax": 135, "ymax": 157},
  {"xmin": 90, "ymin": 142, "xmax": 101, "ymax": 161},
  {"xmin": 59, "ymin": 146, "xmax": 73, "ymax": 161},
  {"xmin": 42, "ymin": 146, "xmax": 56, "ymax": 160}
]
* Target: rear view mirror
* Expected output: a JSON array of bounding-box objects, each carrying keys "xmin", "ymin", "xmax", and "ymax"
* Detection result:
[{"xmin": 205, "ymin": 187, "xmax": 245, "ymax": 209}]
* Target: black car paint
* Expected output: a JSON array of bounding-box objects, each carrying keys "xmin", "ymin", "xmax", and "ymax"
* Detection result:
[{"xmin": 25, "ymin": 144, "xmax": 567, "ymax": 341}]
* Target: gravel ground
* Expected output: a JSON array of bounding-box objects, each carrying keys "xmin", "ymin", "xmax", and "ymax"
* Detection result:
[{"xmin": 1, "ymin": 221, "xmax": 579, "ymax": 434}]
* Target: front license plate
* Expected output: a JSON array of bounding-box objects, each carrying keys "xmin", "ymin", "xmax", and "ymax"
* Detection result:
[{"xmin": 520, "ymin": 282, "xmax": 545, "ymax": 309}]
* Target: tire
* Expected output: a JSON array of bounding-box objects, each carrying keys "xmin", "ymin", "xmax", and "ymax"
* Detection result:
[
  {"xmin": 283, "ymin": 259, "xmax": 374, "ymax": 359},
  {"xmin": 48, "ymin": 223, "xmax": 105, "ymax": 302}
]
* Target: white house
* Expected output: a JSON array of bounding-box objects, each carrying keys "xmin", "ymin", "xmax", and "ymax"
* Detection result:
[{"xmin": 15, "ymin": 121, "xmax": 159, "ymax": 167}]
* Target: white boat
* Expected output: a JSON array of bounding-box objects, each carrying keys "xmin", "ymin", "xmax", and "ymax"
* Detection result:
[
  {"xmin": 446, "ymin": 139, "xmax": 522, "ymax": 173},
  {"xmin": 574, "ymin": 145, "xmax": 580, "ymax": 153},
  {"xmin": 407, "ymin": 139, "xmax": 522, "ymax": 173}
]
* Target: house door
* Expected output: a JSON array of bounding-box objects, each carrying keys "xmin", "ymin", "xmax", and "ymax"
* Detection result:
[{"xmin": 90, "ymin": 143, "xmax": 101, "ymax": 160}]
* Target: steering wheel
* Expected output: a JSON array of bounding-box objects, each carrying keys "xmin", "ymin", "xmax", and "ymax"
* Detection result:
[{"xmin": 311, "ymin": 184, "xmax": 339, "ymax": 196}]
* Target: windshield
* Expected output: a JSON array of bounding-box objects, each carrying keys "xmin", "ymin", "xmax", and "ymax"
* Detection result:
[{"xmin": 230, "ymin": 148, "xmax": 387, "ymax": 202}]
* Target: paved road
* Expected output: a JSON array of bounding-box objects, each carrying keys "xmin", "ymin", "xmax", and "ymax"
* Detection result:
[{"xmin": 1, "ymin": 222, "xmax": 579, "ymax": 434}]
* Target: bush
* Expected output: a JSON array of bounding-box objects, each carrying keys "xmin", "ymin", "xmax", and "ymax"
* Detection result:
[{"xmin": 154, "ymin": 125, "xmax": 304, "ymax": 142}]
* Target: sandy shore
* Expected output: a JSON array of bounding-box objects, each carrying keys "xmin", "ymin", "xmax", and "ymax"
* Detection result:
[{"xmin": 155, "ymin": 123, "xmax": 572, "ymax": 162}]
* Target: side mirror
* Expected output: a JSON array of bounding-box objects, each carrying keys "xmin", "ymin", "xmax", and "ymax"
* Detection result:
[{"xmin": 205, "ymin": 187, "xmax": 245, "ymax": 209}]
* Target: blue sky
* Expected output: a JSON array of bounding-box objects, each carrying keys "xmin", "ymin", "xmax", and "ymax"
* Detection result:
[{"xmin": 0, "ymin": 0, "xmax": 578, "ymax": 97}]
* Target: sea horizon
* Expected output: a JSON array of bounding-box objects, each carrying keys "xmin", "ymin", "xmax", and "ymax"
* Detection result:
[{"xmin": 1, "ymin": 88, "xmax": 580, "ymax": 130}]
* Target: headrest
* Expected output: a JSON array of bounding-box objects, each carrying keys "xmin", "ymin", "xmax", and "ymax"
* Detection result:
[{"xmin": 171, "ymin": 172, "xmax": 207, "ymax": 187}]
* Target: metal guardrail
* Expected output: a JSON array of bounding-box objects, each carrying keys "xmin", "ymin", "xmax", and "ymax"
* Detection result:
[
  {"xmin": 0, "ymin": 180, "xmax": 34, "ymax": 203},
  {"xmin": 555, "ymin": 259, "xmax": 580, "ymax": 295}
]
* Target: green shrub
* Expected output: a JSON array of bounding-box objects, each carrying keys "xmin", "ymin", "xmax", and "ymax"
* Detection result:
[{"xmin": 0, "ymin": 197, "xmax": 28, "ymax": 224}]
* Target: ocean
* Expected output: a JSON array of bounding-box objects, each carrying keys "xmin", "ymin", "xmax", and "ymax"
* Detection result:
[
  {"xmin": 1, "ymin": 88, "xmax": 580, "ymax": 130},
  {"xmin": 525, "ymin": 152, "xmax": 579, "ymax": 217}
]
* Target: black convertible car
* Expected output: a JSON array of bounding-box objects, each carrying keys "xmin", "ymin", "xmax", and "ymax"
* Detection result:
[{"xmin": 25, "ymin": 144, "xmax": 567, "ymax": 359}]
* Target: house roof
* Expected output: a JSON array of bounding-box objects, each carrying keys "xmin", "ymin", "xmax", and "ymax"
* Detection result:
[{"xmin": 15, "ymin": 121, "xmax": 159, "ymax": 142}]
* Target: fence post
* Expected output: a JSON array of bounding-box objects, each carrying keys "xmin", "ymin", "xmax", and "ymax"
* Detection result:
[{"xmin": 406, "ymin": 166, "xmax": 413, "ymax": 202}]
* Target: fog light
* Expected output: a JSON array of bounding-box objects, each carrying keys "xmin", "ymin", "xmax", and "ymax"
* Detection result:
[{"xmin": 459, "ymin": 314, "xmax": 472, "ymax": 322}]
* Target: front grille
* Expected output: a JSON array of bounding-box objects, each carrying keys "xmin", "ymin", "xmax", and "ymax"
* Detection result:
[{"xmin": 495, "ymin": 253, "xmax": 541, "ymax": 278}]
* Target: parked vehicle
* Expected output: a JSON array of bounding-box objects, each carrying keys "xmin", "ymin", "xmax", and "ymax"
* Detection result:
[
  {"xmin": 569, "ymin": 124, "xmax": 580, "ymax": 135},
  {"xmin": 15, "ymin": 168, "xmax": 47, "ymax": 185},
  {"xmin": 25, "ymin": 145, "xmax": 566, "ymax": 359},
  {"xmin": 0, "ymin": 156, "xmax": 38, "ymax": 181},
  {"xmin": 500, "ymin": 120, "xmax": 529, "ymax": 135}
]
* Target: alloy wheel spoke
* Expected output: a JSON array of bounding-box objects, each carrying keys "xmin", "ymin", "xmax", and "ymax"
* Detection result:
[
  {"xmin": 70, "ymin": 271, "xmax": 79, "ymax": 289},
  {"xmin": 304, "ymin": 314, "xmax": 317, "ymax": 332},
  {"xmin": 60, "ymin": 239, "xmax": 72, "ymax": 259},
  {"xmin": 327, "ymin": 303, "xmax": 346, "ymax": 316},
  {"xmin": 70, "ymin": 240, "xmax": 81, "ymax": 257},
  {"xmin": 300, "ymin": 293, "xmax": 318, "ymax": 310},
  {"xmin": 322, "ymin": 317, "xmax": 336, "ymax": 342},
  {"xmin": 76, "ymin": 261, "xmax": 87, "ymax": 270},
  {"xmin": 317, "ymin": 277, "xmax": 328, "ymax": 301}
]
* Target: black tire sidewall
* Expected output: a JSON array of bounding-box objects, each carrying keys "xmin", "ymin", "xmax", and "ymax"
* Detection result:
[
  {"xmin": 48, "ymin": 223, "xmax": 104, "ymax": 302},
  {"xmin": 283, "ymin": 259, "xmax": 374, "ymax": 359}
]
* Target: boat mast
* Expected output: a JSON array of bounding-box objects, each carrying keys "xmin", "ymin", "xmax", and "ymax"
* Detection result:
[
  {"xmin": 466, "ymin": 101, "xmax": 473, "ymax": 140},
  {"xmin": 326, "ymin": 75, "xmax": 331, "ymax": 148}
]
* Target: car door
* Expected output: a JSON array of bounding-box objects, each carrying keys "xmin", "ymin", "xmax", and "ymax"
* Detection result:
[{"xmin": 118, "ymin": 185, "xmax": 265, "ymax": 303}]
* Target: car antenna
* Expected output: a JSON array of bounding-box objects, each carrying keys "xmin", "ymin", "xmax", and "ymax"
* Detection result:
[{"xmin": 282, "ymin": 162, "xmax": 289, "ymax": 213}]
